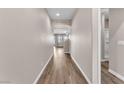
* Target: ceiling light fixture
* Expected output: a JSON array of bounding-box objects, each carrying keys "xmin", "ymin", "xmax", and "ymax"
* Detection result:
[{"xmin": 56, "ymin": 13, "xmax": 60, "ymax": 16}]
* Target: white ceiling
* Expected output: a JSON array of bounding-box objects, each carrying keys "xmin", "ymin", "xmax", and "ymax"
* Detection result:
[{"xmin": 46, "ymin": 8, "xmax": 76, "ymax": 21}]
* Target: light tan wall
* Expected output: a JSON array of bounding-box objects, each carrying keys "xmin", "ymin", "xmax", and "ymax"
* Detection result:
[
  {"xmin": 71, "ymin": 9, "xmax": 92, "ymax": 82},
  {"xmin": 109, "ymin": 9, "xmax": 124, "ymax": 79},
  {"xmin": 0, "ymin": 9, "xmax": 53, "ymax": 83}
]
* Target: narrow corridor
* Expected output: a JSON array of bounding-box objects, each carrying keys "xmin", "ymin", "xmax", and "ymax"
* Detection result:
[{"xmin": 38, "ymin": 47, "xmax": 88, "ymax": 84}]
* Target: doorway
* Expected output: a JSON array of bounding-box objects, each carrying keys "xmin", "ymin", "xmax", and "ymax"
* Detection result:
[
  {"xmin": 100, "ymin": 8, "xmax": 124, "ymax": 84},
  {"xmin": 54, "ymin": 34, "xmax": 65, "ymax": 48},
  {"xmin": 101, "ymin": 9, "xmax": 110, "ymax": 83}
]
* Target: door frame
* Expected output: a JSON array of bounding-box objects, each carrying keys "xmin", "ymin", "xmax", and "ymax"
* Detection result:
[{"xmin": 92, "ymin": 8, "xmax": 101, "ymax": 84}]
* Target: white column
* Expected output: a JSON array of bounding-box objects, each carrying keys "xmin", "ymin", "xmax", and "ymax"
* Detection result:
[{"xmin": 92, "ymin": 8, "xmax": 101, "ymax": 84}]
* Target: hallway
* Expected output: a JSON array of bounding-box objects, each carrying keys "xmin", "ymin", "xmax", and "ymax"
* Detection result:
[
  {"xmin": 38, "ymin": 47, "xmax": 88, "ymax": 84},
  {"xmin": 0, "ymin": 8, "xmax": 98, "ymax": 84},
  {"xmin": 1, "ymin": 8, "xmax": 124, "ymax": 84}
]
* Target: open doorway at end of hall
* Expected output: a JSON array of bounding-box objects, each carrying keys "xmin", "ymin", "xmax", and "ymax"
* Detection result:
[{"xmin": 53, "ymin": 33, "xmax": 70, "ymax": 54}]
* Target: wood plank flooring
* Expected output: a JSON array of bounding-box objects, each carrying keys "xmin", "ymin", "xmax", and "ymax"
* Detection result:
[
  {"xmin": 37, "ymin": 47, "xmax": 88, "ymax": 84},
  {"xmin": 101, "ymin": 61, "xmax": 124, "ymax": 84},
  {"xmin": 37, "ymin": 47, "xmax": 124, "ymax": 84}
]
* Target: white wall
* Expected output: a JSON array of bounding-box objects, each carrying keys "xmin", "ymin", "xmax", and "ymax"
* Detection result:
[
  {"xmin": 71, "ymin": 9, "xmax": 101, "ymax": 83},
  {"xmin": 71, "ymin": 9, "xmax": 92, "ymax": 83},
  {"xmin": 109, "ymin": 9, "xmax": 124, "ymax": 80},
  {"xmin": 0, "ymin": 9, "xmax": 53, "ymax": 83}
]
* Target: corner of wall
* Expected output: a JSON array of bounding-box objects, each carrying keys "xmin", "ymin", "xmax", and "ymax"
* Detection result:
[{"xmin": 109, "ymin": 69, "xmax": 124, "ymax": 82}]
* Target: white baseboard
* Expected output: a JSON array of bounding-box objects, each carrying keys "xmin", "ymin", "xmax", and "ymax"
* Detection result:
[
  {"xmin": 71, "ymin": 55, "xmax": 91, "ymax": 84},
  {"xmin": 109, "ymin": 69, "xmax": 124, "ymax": 81},
  {"xmin": 33, "ymin": 53, "xmax": 53, "ymax": 84},
  {"xmin": 101, "ymin": 59, "xmax": 108, "ymax": 62},
  {"xmin": 64, "ymin": 52, "xmax": 70, "ymax": 54}
]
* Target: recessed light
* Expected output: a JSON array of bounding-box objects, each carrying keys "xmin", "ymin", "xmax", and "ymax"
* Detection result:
[{"xmin": 56, "ymin": 13, "xmax": 60, "ymax": 16}]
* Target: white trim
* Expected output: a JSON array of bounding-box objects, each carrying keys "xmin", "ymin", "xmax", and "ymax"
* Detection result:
[
  {"xmin": 101, "ymin": 59, "xmax": 109, "ymax": 62},
  {"xmin": 92, "ymin": 8, "xmax": 101, "ymax": 84},
  {"xmin": 64, "ymin": 52, "xmax": 70, "ymax": 54},
  {"xmin": 33, "ymin": 53, "xmax": 53, "ymax": 84},
  {"xmin": 71, "ymin": 55, "xmax": 91, "ymax": 84},
  {"xmin": 109, "ymin": 69, "xmax": 124, "ymax": 81},
  {"xmin": 97, "ymin": 8, "xmax": 102, "ymax": 84}
]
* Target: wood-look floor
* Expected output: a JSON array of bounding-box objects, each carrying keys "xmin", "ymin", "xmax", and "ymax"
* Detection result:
[
  {"xmin": 37, "ymin": 47, "xmax": 124, "ymax": 84},
  {"xmin": 38, "ymin": 47, "xmax": 88, "ymax": 84},
  {"xmin": 101, "ymin": 61, "xmax": 124, "ymax": 84}
]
